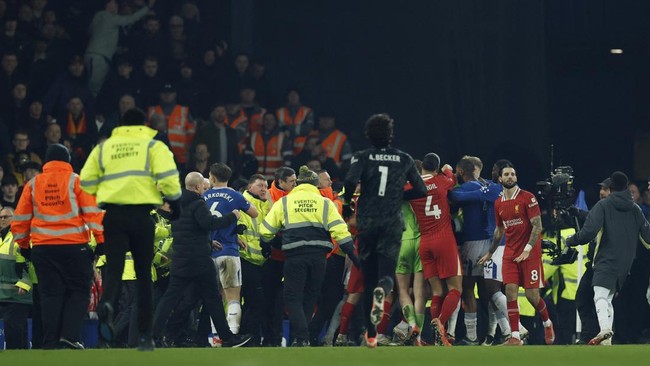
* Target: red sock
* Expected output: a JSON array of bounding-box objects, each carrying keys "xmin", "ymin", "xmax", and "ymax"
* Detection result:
[
  {"xmin": 430, "ymin": 296, "xmax": 442, "ymax": 320},
  {"xmin": 376, "ymin": 301, "xmax": 391, "ymax": 335},
  {"xmin": 507, "ymin": 300, "xmax": 520, "ymax": 333},
  {"xmin": 439, "ymin": 289, "xmax": 461, "ymax": 324},
  {"xmin": 338, "ymin": 302, "xmax": 356, "ymax": 335},
  {"xmin": 536, "ymin": 298, "xmax": 550, "ymax": 323}
]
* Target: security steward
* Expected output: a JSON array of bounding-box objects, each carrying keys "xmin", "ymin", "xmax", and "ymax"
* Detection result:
[
  {"xmin": 238, "ymin": 173, "xmax": 272, "ymax": 346},
  {"xmin": 0, "ymin": 206, "xmax": 32, "ymax": 349},
  {"xmin": 80, "ymin": 108, "xmax": 182, "ymax": 351},
  {"xmin": 259, "ymin": 165, "xmax": 360, "ymax": 346},
  {"xmin": 12, "ymin": 144, "xmax": 105, "ymax": 349}
]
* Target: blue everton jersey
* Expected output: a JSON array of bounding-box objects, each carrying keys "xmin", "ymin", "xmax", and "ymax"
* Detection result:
[
  {"xmin": 449, "ymin": 179, "xmax": 503, "ymax": 243},
  {"xmin": 203, "ymin": 187, "xmax": 251, "ymax": 257}
]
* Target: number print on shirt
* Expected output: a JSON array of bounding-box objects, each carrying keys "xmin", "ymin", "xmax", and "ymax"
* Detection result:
[
  {"xmin": 378, "ymin": 165, "xmax": 388, "ymax": 197},
  {"xmin": 209, "ymin": 202, "xmax": 223, "ymax": 217},
  {"xmin": 425, "ymin": 196, "xmax": 442, "ymax": 219}
]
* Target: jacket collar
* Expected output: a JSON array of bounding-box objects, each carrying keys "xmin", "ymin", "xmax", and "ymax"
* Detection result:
[
  {"xmin": 111, "ymin": 125, "xmax": 158, "ymax": 139},
  {"xmin": 290, "ymin": 183, "xmax": 320, "ymax": 195},
  {"xmin": 43, "ymin": 160, "xmax": 73, "ymax": 173}
]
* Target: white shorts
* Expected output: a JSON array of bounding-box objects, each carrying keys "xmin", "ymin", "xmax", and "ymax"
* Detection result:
[
  {"xmin": 483, "ymin": 245, "xmax": 504, "ymax": 282},
  {"xmin": 461, "ymin": 239, "xmax": 492, "ymax": 276},
  {"xmin": 213, "ymin": 256, "xmax": 242, "ymax": 289}
]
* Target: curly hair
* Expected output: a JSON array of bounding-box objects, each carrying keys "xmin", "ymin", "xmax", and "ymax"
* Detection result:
[{"xmin": 364, "ymin": 113, "xmax": 393, "ymax": 148}]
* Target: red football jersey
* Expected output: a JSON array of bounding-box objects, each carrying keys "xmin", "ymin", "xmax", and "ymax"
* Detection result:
[
  {"xmin": 409, "ymin": 171, "xmax": 457, "ymax": 237},
  {"xmin": 494, "ymin": 187, "xmax": 542, "ymax": 260}
]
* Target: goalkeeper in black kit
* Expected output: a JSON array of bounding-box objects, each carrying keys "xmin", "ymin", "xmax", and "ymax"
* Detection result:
[{"xmin": 343, "ymin": 113, "xmax": 427, "ymax": 348}]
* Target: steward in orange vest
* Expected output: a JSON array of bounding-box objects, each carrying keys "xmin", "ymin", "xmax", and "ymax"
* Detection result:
[
  {"xmin": 316, "ymin": 114, "xmax": 352, "ymax": 166},
  {"xmin": 245, "ymin": 114, "xmax": 293, "ymax": 181},
  {"xmin": 11, "ymin": 144, "xmax": 104, "ymax": 349},
  {"xmin": 276, "ymin": 89, "xmax": 315, "ymax": 155},
  {"xmin": 147, "ymin": 84, "xmax": 195, "ymax": 165}
]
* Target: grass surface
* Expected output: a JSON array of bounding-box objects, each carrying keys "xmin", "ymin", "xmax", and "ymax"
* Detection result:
[{"xmin": 2, "ymin": 345, "xmax": 650, "ymax": 366}]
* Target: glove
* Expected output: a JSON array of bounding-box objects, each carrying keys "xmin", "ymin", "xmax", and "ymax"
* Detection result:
[
  {"xmin": 236, "ymin": 224, "xmax": 247, "ymax": 235},
  {"xmin": 167, "ymin": 198, "xmax": 182, "ymax": 221},
  {"xmin": 15, "ymin": 262, "xmax": 27, "ymax": 278},
  {"xmin": 342, "ymin": 203, "xmax": 353, "ymax": 220},
  {"xmin": 565, "ymin": 235, "xmax": 576, "ymax": 247},
  {"xmin": 260, "ymin": 240, "xmax": 272, "ymax": 259},
  {"xmin": 94, "ymin": 243, "xmax": 105, "ymax": 257},
  {"xmin": 19, "ymin": 248, "xmax": 31, "ymax": 261}
]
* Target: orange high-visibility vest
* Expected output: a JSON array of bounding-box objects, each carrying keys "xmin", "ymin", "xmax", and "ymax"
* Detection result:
[
  {"xmin": 225, "ymin": 110, "xmax": 249, "ymax": 131},
  {"xmin": 277, "ymin": 106, "xmax": 312, "ymax": 154},
  {"xmin": 243, "ymin": 107, "xmax": 266, "ymax": 134},
  {"xmin": 251, "ymin": 131, "xmax": 286, "ymax": 181},
  {"xmin": 321, "ymin": 130, "xmax": 347, "ymax": 164},
  {"xmin": 148, "ymin": 105, "xmax": 195, "ymax": 164},
  {"xmin": 12, "ymin": 161, "xmax": 104, "ymax": 248}
]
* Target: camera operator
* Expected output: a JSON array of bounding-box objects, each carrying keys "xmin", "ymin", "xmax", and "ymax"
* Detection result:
[
  {"xmin": 567, "ymin": 177, "xmax": 611, "ymax": 344},
  {"xmin": 566, "ymin": 171, "xmax": 650, "ymax": 345}
]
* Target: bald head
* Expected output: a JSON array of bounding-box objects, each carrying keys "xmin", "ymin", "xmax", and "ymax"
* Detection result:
[{"xmin": 185, "ymin": 172, "xmax": 206, "ymax": 194}]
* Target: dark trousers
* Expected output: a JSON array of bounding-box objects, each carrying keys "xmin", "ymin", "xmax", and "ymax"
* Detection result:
[
  {"xmin": 31, "ymin": 284, "xmax": 43, "ymax": 349},
  {"xmin": 361, "ymin": 251, "xmax": 396, "ymax": 337},
  {"xmin": 261, "ymin": 258, "xmax": 284, "ymax": 345},
  {"xmin": 308, "ymin": 254, "xmax": 345, "ymax": 342},
  {"xmin": 283, "ymin": 252, "xmax": 327, "ymax": 342},
  {"xmin": 102, "ymin": 205, "xmax": 155, "ymax": 337},
  {"xmin": 576, "ymin": 266, "xmax": 599, "ymax": 342},
  {"xmin": 152, "ymin": 265, "xmax": 234, "ymax": 342},
  {"xmin": 113, "ymin": 281, "xmax": 139, "ymax": 347},
  {"xmin": 241, "ymin": 259, "xmax": 265, "ymax": 345},
  {"xmin": 32, "ymin": 244, "xmax": 93, "ymax": 348},
  {"xmin": 166, "ymin": 282, "xmax": 202, "ymax": 344},
  {"xmin": 0, "ymin": 302, "xmax": 30, "ymax": 349}
]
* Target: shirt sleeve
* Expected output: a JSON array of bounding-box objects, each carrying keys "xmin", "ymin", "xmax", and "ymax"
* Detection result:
[
  {"xmin": 494, "ymin": 200, "xmax": 504, "ymax": 228},
  {"xmin": 524, "ymin": 192, "xmax": 541, "ymax": 218},
  {"xmin": 343, "ymin": 152, "xmax": 363, "ymax": 202},
  {"xmin": 259, "ymin": 197, "xmax": 285, "ymax": 241}
]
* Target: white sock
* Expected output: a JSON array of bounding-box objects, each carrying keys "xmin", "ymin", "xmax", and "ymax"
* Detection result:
[
  {"xmin": 447, "ymin": 299, "xmax": 461, "ymax": 337},
  {"xmin": 464, "ymin": 312, "xmax": 478, "ymax": 341},
  {"xmin": 491, "ymin": 291, "xmax": 511, "ymax": 335},
  {"xmin": 511, "ymin": 331, "xmax": 520, "ymax": 340},
  {"xmin": 593, "ymin": 286, "xmax": 614, "ymax": 333},
  {"xmin": 227, "ymin": 301, "xmax": 242, "ymax": 334},
  {"xmin": 487, "ymin": 302, "xmax": 498, "ymax": 337}
]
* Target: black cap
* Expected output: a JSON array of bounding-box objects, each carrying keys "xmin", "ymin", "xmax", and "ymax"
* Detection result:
[
  {"xmin": 422, "ymin": 153, "xmax": 441, "ymax": 172},
  {"xmin": 45, "ymin": 143, "xmax": 71, "ymax": 163},
  {"xmin": 161, "ymin": 83, "xmax": 176, "ymax": 93},
  {"xmin": 598, "ymin": 178, "xmax": 612, "ymax": 189}
]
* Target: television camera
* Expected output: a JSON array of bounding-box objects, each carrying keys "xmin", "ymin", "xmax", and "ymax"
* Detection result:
[{"xmin": 536, "ymin": 166, "xmax": 579, "ymax": 265}]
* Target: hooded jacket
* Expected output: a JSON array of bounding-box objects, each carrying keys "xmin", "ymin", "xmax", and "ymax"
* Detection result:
[
  {"xmin": 170, "ymin": 189, "xmax": 237, "ymax": 276},
  {"xmin": 568, "ymin": 190, "xmax": 650, "ymax": 290}
]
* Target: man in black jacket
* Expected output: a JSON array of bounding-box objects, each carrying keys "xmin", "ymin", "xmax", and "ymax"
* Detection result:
[
  {"xmin": 152, "ymin": 172, "xmax": 251, "ymax": 347},
  {"xmin": 567, "ymin": 171, "xmax": 650, "ymax": 345}
]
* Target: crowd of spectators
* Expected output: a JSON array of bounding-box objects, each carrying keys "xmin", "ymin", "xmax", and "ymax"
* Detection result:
[{"xmin": 1, "ymin": 0, "xmax": 354, "ymax": 199}]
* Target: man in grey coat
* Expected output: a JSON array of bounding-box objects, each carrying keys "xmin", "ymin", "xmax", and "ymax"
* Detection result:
[
  {"xmin": 567, "ymin": 171, "xmax": 650, "ymax": 345},
  {"xmin": 85, "ymin": 0, "xmax": 155, "ymax": 96}
]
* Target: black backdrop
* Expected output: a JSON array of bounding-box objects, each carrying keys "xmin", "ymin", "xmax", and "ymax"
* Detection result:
[{"xmin": 253, "ymin": 0, "xmax": 649, "ymax": 205}]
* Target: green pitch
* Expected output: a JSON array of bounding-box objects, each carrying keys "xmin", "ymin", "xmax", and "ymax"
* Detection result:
[{"xmin": 2, "ymin": 346, "xmax": 649, "ymax": 366}]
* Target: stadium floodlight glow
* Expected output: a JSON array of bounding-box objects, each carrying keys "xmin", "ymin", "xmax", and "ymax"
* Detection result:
[{"xmin": 610, "ymin": 49, "xmax": 623, "ymax": 54}]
